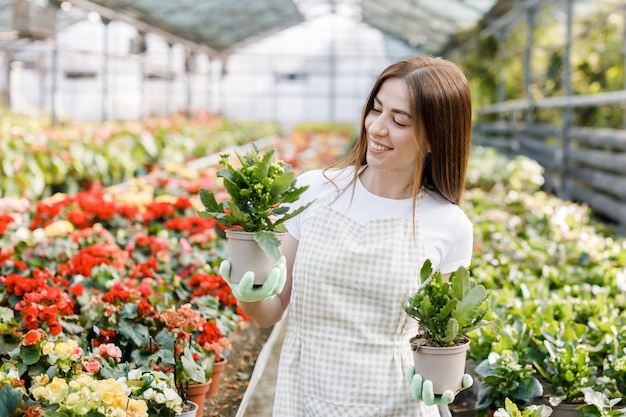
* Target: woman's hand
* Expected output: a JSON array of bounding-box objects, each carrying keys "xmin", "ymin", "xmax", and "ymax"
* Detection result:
[
  {"xmin": 406, "ymin": 366, "xmax": 473, "ymax": 406},
  {"xmin": 219, "ymin": 256, "xmax": 287, "ymax": 302}
]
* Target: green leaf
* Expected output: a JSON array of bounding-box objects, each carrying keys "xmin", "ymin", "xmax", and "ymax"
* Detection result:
[
  {"xmin": 0, "ymin": 307, "xmax": 14, "ymax": 323},
  {"xmin": 456, "ymin": 285, "xmax": 488, "ymax": 323},
  {"xmin": 273, "ymin": 200, "xmax": 315, "ymax": 228},
  {"xmin": 199, "ymin": 188, "xmax": 223, "ymax": 213},
  {"xmin": 19, "ymin": 344, "xmax": 41, "ymax": 366},
  {"xmin": 182, "ymin": 347, "xmax": 206, "ymax": 384},
  {"xmin": 254, "ymin": 230, "xmax": 282, "ymax": 262},
  {"xmin": 281, "ymin": 185, "xmax": 309, "ymax": 203},
  {"xmin": 118, "ymin": 320, "xmax": 150, "ymax": 347},
  {"xmin": 444, "ymin": 318, "xmax": 460, "ymax": 343},
  {"xmin": 269, "ymin": 171, "xmax": 296, "ymax": 199},
  {"xmin": 0, "ymin": 385, "xmax": 21, "ymax": 417},
  {"xmin": 420, "ymin": 259, "xmax": 434, "ymax": 283}
]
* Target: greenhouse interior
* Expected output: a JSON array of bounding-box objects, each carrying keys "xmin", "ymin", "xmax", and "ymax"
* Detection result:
[{"xmin": 1, "ymin": 0, "xmax": 626, "ymax": 416}]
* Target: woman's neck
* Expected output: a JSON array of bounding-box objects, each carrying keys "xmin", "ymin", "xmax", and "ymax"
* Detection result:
[{"xmin": 358, "ymin": 167, "xmax": 413, "ymax": 200}]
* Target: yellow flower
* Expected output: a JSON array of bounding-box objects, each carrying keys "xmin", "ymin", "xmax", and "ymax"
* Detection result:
[
  {"xmin": 30, "ymin": 386, "xmax": 48, "ymax": 401},
  {"xmin": 47, "ymin": 377, "xmax": 69, "ymax": 402},
  {"xmin": 126, "ymin": 398, "xmax": 149, "ymax": 417},
  {"xmin": 33, "ymin": 374, "xmax": 49, "ymax": 386},
  {"xmin": 42, "ymin": 341, "xmax": 54, "ymax": 356},
  {"xmin": 64, "ymin": 392, "xmax": 92, "ymax": 415},
  {"xmin": 97, "ymin": 379, "xmax": 125, "ymax": 405},
  {"xmin": 69, "ymin": 374, "xmax": 96, "ymax": 391},
  {"xmin": 53, "ymin": 341, "xmax": 71, "ymax": 358},
  {"xmin": 44, "ymin": 220, "xmax": 75, "ymax": 237}
]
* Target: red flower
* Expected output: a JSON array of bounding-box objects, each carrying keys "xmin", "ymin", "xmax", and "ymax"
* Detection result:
[
  {"xmin": 101, "ymin": 282, "xmax": 133, "ymax": 305},
  {"xmin": 67, "ymin": 210, "xmax": 92, "ymax": 229},
  {"xmin": 48, "ymin": 321, "xmax": 63, "ymax": 336},
  {"xmin": 69, "ymin": 283, "xmax": 85, "ymax": 296},
  {"xmin": 196, "ymin": 321, "xmax": 223, "ymax": 346},
  {"xmin": 137, "ymin": 299, "xmax": 154, "ymax": 316},
  {"xmin": 0, "ymin": 214, "xmax": 15, "ymax": 235},
  {"xmin": 22, "ymin": 329, "xmax": 44, "ymax": 346},
  {"xmin": 41, "ymin": 305, "xmax": 58, "ymax": 324}
]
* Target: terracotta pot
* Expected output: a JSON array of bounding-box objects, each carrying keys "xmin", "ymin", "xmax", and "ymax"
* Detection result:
[
  {"xmin": 185, "ymin": 380, "xmax": 212, "ymax": 417},
  {"xmin": 176, "ymin": 400, "xmax": 198, "ymax": 417},
  {"xmin": 410, "ymin": 336, "xmax": 470, "ymax": 395},
  {"xmin": 225, "ymin": 229, "xmax": 286, "ymax": 285},
  {"xmin": 206, "ymin": 358, "xmax": 228, "ymax": 398}
]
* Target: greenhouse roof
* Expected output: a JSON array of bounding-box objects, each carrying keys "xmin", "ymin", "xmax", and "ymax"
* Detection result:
[{"xmin": 0, "ymin": 0, "xmax": 501, "ymax": 55}]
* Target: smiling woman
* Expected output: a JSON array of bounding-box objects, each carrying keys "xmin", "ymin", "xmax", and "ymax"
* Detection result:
[{"xmin": 217, "ymin": 55, "xmax": 475, "ymax": 417}]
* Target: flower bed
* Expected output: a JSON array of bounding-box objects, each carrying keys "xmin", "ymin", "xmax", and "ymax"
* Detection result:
[
  {"xmin": 464, "ymin": 147, "xmax": 626, "ymax": 413},
  {"xmin": 0, "ymin": 121, "xmax": 355, "ymax": 416},
  {"xmin": 0, "ymin": 110, "xmax": 280, "ymax": 200}
]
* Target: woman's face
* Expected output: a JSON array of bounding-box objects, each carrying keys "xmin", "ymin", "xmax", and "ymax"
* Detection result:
[{"xmin": 364, "ymin": 78, "xmax": 420, "ymax": 176}]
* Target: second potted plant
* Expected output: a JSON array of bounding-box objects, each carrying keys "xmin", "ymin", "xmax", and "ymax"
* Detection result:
[
  {"xmin": 404, "ymin": 259, "xmax": 491, "ymax": 394},
  {"xmin": 198, "ymin": 144, "xmax": 312, "ymax": 284}
]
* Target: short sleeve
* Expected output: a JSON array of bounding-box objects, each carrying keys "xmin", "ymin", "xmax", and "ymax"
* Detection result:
[
  {"xmin": 420, "ymin": 193, "xmax": 473, "ymax": 274},
  {"xmin": 284, "ymin": 169, "xmax": 325, "ymax": 241}
]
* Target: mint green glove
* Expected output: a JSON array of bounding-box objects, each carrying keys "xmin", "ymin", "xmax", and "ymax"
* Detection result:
[
  {"xmin": 406, "ymin": 366, "xmax": 473, "ymax": 406},
  {"xmin": 219, "ymin": 256, "xmax": 286, "ymax": 303}
]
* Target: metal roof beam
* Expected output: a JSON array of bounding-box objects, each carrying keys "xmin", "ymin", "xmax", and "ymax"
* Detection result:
[{"xmin": 63, "ymin": 0, "xmax": 217, "ymax": 54}]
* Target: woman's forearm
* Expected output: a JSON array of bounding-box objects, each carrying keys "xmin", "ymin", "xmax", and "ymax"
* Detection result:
[{"xmin": 238, "ymin": 296, "xmax": 288, "ymax": 328}]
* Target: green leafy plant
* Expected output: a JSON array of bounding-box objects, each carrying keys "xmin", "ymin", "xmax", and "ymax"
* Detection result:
[
  {"xmin": 533, "ymin": 341, "xmax": 597, "ymax": 406},
  {"xmin": 198, "ymin": 144, "xmax": 312, "ymax": 261},
  {"xmin": 476, "ymin": 350, "xmax": 544, "ymax": 411},
  {"xmin": 403, "ymin": 259, "xmax": 490, "ymax": 347}
]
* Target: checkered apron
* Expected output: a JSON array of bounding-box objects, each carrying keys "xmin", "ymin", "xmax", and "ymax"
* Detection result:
[{"xmin": 274, "ymin": 195, "xmax": 441, "ymax": 417}]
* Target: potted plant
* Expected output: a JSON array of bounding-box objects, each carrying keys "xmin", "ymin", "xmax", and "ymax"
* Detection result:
[
  {"xmin": 198, "ymin": 144, "xmax": 312, "ymax": 284},
  {"xmin": 475, "ymin": 350, "xmax": 544, "ymax": 413},
  {"xmin": 403, "ymin": 259, "xmax": 490, "ymax": 394},
  {"xmin": 532, "ymin": 341, "xmax": 599, "ymax": 417}
]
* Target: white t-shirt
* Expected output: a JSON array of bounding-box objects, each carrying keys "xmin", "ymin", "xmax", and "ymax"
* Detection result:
[{"xmin": 286, "ymin": 167, "xmax": 473, "ymax": 274}]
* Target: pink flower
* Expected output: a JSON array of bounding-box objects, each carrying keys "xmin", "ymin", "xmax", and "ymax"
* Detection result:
[
  {"xmin": 98, "ymin": 343, "xmax": 122, "ymax": 362},
  {"xmin": 179, "ymin": 237, "xmax": 192, "ymax": 253},
  {"xmin": 82, "ymin": 356, "xmax": 101, "ymax": 374}
]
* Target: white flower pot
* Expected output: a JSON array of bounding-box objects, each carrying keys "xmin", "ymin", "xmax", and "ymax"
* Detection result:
[
  {"xmin": 410, "ymin": 336, "xmax": 470, "ymax": 395},
  {"xmin": 225, "ymin": 229, "xmax": 286, "ymax": 285},
  {"xmin": 175, "ymin": 400, "xmax": 198, "ymax": 417}
]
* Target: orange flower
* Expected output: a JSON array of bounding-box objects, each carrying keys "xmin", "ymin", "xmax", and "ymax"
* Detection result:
[{"xmin": 22, "ymin": 329, "xmax": 44, "ymax": 346}]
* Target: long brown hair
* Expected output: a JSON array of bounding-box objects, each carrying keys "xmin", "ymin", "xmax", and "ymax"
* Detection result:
[{"xmin": 328, "ymin": 55, "xmax": 472, "ymax": 206}]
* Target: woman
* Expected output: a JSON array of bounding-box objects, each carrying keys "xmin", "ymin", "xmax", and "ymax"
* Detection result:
[{"xmin": 220, "ymin": 55, "xmax": 474, "ymax": 416}]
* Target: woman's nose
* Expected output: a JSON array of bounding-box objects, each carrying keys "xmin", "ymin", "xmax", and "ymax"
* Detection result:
[{"xmin": 368, "ymin": 115, "xmax": 388, "ymax": 137}]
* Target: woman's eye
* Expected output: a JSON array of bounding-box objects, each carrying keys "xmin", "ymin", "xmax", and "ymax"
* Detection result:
[
  {"xmin": 394, "ymin": 119, "xmax": 406, "ymax": 127},
  {"xmin": 371, "ymin": 107, "xmax": 382, "ymax": 113}
]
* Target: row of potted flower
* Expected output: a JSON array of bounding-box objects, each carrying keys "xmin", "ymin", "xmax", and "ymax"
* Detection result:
[
  {"xmin": 0, "ymin": 185, "xmax": 238, "ymax": 416},
  {"xmin": 0, "ymin": 122, "xmax": 355, "ymax": 416},
  {"xmin": 0, "ymin": 109, "xmax": 280, "ymax": 201},
  {"xmin": 462, "ymin": 147, "xmax": 626, "ymax": 417}
]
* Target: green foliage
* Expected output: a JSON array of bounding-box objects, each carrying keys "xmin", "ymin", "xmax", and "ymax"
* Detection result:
[
  {"xmin": 0, "ymin": 385, "xmax": 23, "ymax": 417},
  {"xmin": 533, "ymin": 342, "xmax": 597, "ymax": 406},
  {"xmin": 475, "ymin": 350, "xmax": 544, "ymax": 411},
  {"xmin": 198, "ymin": 145, "xmax": 313, "ymax": 261},
  {"xmin": 404, "ymin": 259, "xmax": 490, "ymax": 347},
  {"xmin": 0, "ymin": 112, "xmax": 279, "ymax": 199},
  {"xmin": 451, "ymin": 2, "xmax": 626, "ymax": 128}
]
